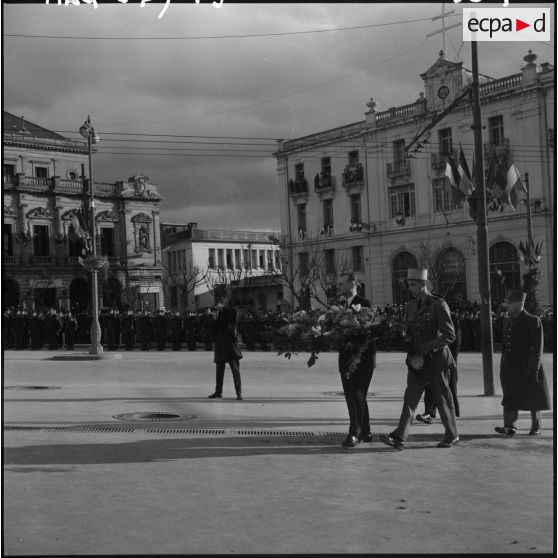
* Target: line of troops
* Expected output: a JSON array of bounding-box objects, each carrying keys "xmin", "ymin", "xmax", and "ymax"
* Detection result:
[
  {"xmin": 1, "ymin": 308, "xmax": 285, "ymax": 352},
  {"xmin": 3, "ymin": 304, "xmax": 554, "ymax": 353}
]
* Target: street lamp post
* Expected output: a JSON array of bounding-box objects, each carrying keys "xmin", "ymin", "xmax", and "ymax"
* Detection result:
[{"xmin": 79, "ymin": 116, "xmax": 103, "ymax": 355}]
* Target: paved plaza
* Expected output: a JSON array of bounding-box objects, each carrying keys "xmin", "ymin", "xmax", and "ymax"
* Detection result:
[{"xmin": 2, "ymin": 350, "xmax": 555, "ymax": 555}]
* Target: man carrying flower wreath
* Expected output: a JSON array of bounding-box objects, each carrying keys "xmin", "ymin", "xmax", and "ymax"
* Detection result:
[
  {"xmin": 336, "ymin": 272, "xmax": 377, "ymax": 448},
  {"xmin": 379, "ymin": 268, "xmax": 458, "ymax": 450}
]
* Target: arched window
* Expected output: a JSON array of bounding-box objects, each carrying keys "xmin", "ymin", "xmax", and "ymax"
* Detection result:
[
  {"xmin": 437, "ymin": 247, "xmax": 467, "ymax": 304},
  {"xmin": 392, "ymin": 251, "xmax": 418, "ymax": 305},
  {"xmin": 490, "ymin": 242, "xmax": 520, "ymax": 306}
]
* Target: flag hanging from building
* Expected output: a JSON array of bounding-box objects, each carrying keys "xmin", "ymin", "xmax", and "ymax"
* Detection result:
[
  {"xmin": 444, "ymin": 151, "xmax": 467, "ymax": 203},
  {"xmin": 500, "ymin": 150, "xmax": 527, "ymax": 210},
  {"xmin": 68, "ymin": 209, "xmax": 92, "ymax": 259},
  {"xmin": 457, "ymin": 146, "xmax": 472, "ymax": 194}
]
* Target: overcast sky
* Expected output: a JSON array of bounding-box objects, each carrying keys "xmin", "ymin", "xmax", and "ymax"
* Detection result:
[{"xmin": 3, "ymin": 2, "xmax": 554, "ymax": 230}]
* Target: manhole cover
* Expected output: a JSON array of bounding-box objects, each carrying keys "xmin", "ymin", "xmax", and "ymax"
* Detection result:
[
  {"xmin": 113, "ymin": 412, "xmax": 194, "ymax": 422},
  {"xmin": 4, "ymin": 386, "xmax": 61, "ymax": 390}
]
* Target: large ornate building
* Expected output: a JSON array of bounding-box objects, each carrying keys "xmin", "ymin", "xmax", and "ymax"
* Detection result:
[
  {"xmin": 3, "ymin": 111, "xmax": 165, "ymax": 312},
  {"xmin": 274, "ymin": 50, "xmax": 554, "ymax": 308},
  {"xmin": 161, "ymin": 223, "xmax": 283, "ymax": 312}
]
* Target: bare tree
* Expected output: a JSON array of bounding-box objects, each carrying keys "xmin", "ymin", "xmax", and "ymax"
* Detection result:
[
  {"xmin": 416, "ymin": 239, "xmax": 456, "ymax": 298},
  {"xmin": 271, "ymin": 229, "xmax": 335, "ymax": 310},
  {"xmin": 311, "ymin": 249, "xmax": 352, "ymax": 307},
  {"xmin": 205, "ymin": 263, "xmax": 250, "ymax": 306},
  {"xmin": 163, "ymin": 260, "xmax": 210, "ymax": 311}
]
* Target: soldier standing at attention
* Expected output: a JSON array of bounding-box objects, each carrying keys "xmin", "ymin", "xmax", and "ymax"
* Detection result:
[
  {"xmin": 121, "ymin": 309, "xmax": 136, "ymax": 350},
  {"xmin": 63, "ymin": 311, "xmax": 78, "ymax": 350},
  {"xmin": 379, "ymin": 268, "xmax": 458, "ymax": 450},
  {"xmin": 495, "ymin": 290, "xmax": 551, "ymax": 436},
  {"xmin": 169, "ymin": 311, "xmax": 183, "ymax": 351},
  {"xmin": 153, "ymin": 309, "xmax": 168, "ymax": 351},
  {"xmin": 137, "ymin": 311, "xmax": 152, "ymax": 350}
]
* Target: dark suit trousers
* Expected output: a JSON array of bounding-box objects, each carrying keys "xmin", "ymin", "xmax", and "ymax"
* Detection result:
[
  {"xmin": 424, "ymin": 366, "xmax": 460, "ymax": 417},
  {"xmin": 392, "ymin": 368, "xmax": 458, "ymax": 442},
  {"xmin": 215, "ymin": 360, "xmax": 242, "ymax": 396},
  {"xmin": 339, "ymin": 363, "xmax": 374, "ymax": 437}
]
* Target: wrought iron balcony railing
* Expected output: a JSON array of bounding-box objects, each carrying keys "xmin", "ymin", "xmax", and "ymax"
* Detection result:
[{"xmin": 386, "ymin": 160, "xmax": 411, "ymax": 179}]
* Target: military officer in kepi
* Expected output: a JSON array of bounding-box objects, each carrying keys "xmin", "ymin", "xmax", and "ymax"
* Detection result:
[
  {"xmin": 379, "ymin": 268, "xmax": 459, "ymax": 450},
  {"xmin": 495, "ymin": 290, "xmax": 551, "ymax": 437}
]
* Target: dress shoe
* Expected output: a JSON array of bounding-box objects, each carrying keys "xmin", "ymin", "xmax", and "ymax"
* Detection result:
[
  {"xmin": 416, "ymin": 413, "xmax": 433, "ymax": 424},
  {"xmin": 528, "ymin": 428, "xmax": 541, "ymax": 436},
  {"xmin": 342, "ymin": 435, "xmax": 359, "ymax": 447},
  {"xmin": 378, "ymin": 433, "xmax": 404, "ymax": 450},
  {"xmin": 358, "ymin": 432, "xmax": 373, "ymax": 443},
  {"xmin": 236, "ymin": 395, "xmax": 243, "ymax": 400},
  {"xmin": 436, "ymin": 437, "xmax": 459, "ymax": 448},
  {"xmin": 495, "ymin": 426, "xmax": 516, "ymax": 437},
  {"xmin": 208, "ymin": 393, "xmax": 222, "ymax": 399}
]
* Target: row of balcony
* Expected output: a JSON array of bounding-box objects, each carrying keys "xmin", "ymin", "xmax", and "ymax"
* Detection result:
[
  {"xmin": 288, "ymin": 141, "xmax": 511, "ymax": 197},
  {"xmin": 3, "ymin": 174, "xmax": 119, "ymax": 195},
  {"xmin": 3, "ymin": 255, "xmax": 121, "ymax": 266}
]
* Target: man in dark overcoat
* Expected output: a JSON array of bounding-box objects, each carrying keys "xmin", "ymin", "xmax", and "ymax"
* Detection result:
[
  {"xmin": 29, "ymin": 311, "xmax": 45, "ymax": 349},
  {"xmin": 336, "ymin": 272, "xmax": 377, "ymax": 448},
  {"xmin": 184, "ymin": 312, "xmax": 198, "ymax": 351},
  {"xmin": 380, "ymin": 268, "xmax": 458, "ymax": 450},
  {"xmin": 208, "ymin": 298, "xmax": 243, "ymax": 400},
  {"xmin": 495, "ymin": 290, "xmax": 551, "ymax": 436},
  {"xmin": 45, "ymin": 308, "xmax": 61, "ymax": 350},
  {"xmin": 137, "ymin": 311, "xmax": 152, "ymax": 350}
]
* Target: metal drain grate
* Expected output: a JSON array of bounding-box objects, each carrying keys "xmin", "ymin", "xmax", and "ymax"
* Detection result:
[
  {"xmin": 4, "ymin": 425, "xmax": 343, "ymax": 437},
  {"xmin": 4, "ymin": 386, "xmax": 61, "ymax": 390}
]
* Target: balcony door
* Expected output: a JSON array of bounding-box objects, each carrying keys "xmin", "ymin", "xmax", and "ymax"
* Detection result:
[{"xmin": 33, "ymin": 225, "xmax": 50, "ymax": 257}]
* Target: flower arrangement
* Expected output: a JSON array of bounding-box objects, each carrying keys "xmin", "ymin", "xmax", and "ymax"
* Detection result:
[{"xmin": 272, "ymin": 305, "xmax": 389, "ymax": 377}]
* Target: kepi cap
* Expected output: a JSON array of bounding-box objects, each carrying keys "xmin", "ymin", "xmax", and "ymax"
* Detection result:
[
  {"xmin": 505, "ymin": 290, "xmax": 526, "ymax": 303},
  {"xmin": 407, "ymin": 268, "xmax": 428, "ymax": 281}
]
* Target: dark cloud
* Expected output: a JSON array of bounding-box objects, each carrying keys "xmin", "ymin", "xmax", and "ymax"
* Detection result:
[{"xmin": 4, "ymin": 3, "xmax": 554, "ymax": 230}]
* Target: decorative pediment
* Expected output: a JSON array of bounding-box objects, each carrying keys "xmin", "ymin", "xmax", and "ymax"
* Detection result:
[
  {"xmin": 96, "ymin": 210, "xmax": 118, "ymax": 222},
  {"xmin": 120, "ymin": 175, "xmax": 160, "ymax": 199},
  {"xmin": 420, "ymin": 53, "xmax": 462, "ymax": 80},
  {"xmin": 61, "ymin": 209, "xmax": 79, "ymax": 221},
  {"xmin": 4, "ymin": 206, "xmax": 18, "ymax": 219},
  {"xmin": 27, "ymin": 207, "xmax": 53, "ymax": 220},
  {"xmin": 131, "ymin": 212, "xmax": 152, "ymax": 223}
]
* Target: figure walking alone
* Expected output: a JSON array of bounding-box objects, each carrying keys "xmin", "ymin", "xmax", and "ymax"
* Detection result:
[{"xmin": 208, "ymin": 298, "xmax": 243, "ymax": 400}]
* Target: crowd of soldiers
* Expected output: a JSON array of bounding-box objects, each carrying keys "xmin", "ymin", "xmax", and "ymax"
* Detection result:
[{"xmin": 2, "ymin": 303, "xmax": 554, "ymax": 353}]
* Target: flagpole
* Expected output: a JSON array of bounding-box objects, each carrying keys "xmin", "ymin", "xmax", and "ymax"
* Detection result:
[
  {"xmin": 524, "ymin": 172, "xmax": 533, "ymax": 246},
  {"xmin": 471, "ymin": 41, "xmax": 495, "ymax": 396}
]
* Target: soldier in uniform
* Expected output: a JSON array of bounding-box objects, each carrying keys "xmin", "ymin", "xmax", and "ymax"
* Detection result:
[
  {"xmin": 184, "ymin": 311, "xmax": 198, "ymax": 351},
  {"xmin": 45, "ymin": 308, "xmax": 61, "ymax": 350},
  {"xmin": 121, "ymin": 309, "xmax": 136, "ymax": 350},
  {"xmin": 63, "ymin": 311, "xmax": 78, "ymax": 350},
  {"xmin": 29, "ymin": 311, "xmax": 45, "ymax": 349},
  {"xmin": 153, "ymin": 309, "xmax": 168, "ymax": 351},
  {"xmin": 169, "ymin": 311, "xmax": 183, "ymax": 351},
  {"xmin": 105, "ymin": 308, "xmax": 121, "ymax": 350},
  {"xmin": 137, "ymin": 311, "xmax": 152, "ymax": 350},
  {"xmin": 13, "ymin": 310, "xmax": 27, "ymax": 350},
  {"xmin": 495, "ymin": 290, "xmax": 551, "ymax": 436},
  {"xmin": 380, "ymin": 268, "xmax": 458, "ymax": 450},
  {"xmin": 201, "ymin": 308, "xmax": 215, "ymax": 351}
]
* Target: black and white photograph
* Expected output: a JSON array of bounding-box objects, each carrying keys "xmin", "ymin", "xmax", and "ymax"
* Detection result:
[{"xmin": 2, "ymin": 0, "xmax": 555, "ymax": 555}]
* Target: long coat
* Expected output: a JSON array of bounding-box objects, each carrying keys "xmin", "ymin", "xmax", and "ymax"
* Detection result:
[
  {"xmin": 500, "ymin": 310, "xmax": 551, "ymax": 411},
  {"xmin": 213, "ymin": 307, "xmax": 243, "ymax": 364}
]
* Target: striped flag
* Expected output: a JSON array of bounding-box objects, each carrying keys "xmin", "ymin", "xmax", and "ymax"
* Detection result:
[
  {"xmin": 500, "ymin": 150, "xmax": 527, "ymax": 210},
  {"xmin": 68, "ymin": 209, "xmax": 92, "ymax": 260},
  {"xmin": 457, "ymin": 147, "xmax": 472, "ymax": 194},
  {"xmin": 444, "ymin": 151, "xmax": 467, "ymax": 203}
]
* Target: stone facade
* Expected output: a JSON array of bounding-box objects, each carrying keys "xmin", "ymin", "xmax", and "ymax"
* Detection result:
[
  {"xmin": 274, "ymin": 51, "xmax": 554, "ymax": 309},
  {"xmin": 3, "ymin": 112, "xmax": 164, "ymax": 312}
]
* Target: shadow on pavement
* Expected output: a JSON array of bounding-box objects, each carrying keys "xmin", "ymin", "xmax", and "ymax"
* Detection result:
[{"xmin": 4, "ymin": 433, "xmax": 552, "ymax": 466}]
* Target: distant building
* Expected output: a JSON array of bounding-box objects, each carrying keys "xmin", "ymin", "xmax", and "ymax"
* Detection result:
[
  {"xmin": 274, "ymin": 50, "xmax": 554, "ymax": 308},
  {"xmin": 3, "ymin": 111, "xmax": 165, "ymax": 312},
  {"xmin": 160, "ymin": 223, "xmax": 284, "ymax": 312}
]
